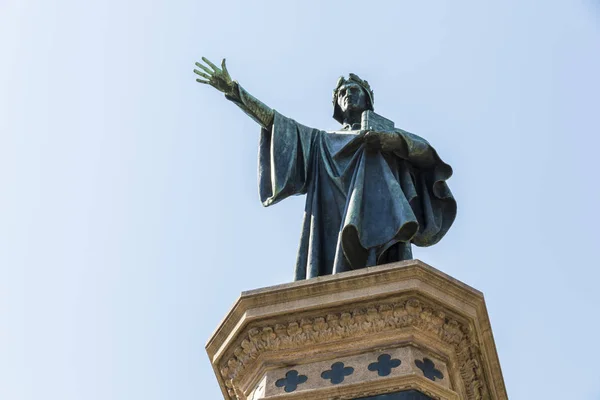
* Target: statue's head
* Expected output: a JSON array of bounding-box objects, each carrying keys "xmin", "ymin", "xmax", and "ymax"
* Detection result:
[{"xmin": 332, "ymin": 73, "xmax": 374, "ymax": 124}]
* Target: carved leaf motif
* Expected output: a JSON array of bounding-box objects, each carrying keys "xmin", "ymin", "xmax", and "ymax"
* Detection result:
[{"xmin": 219, "ymin": 298, "xmax": 488, "ymax": 400}]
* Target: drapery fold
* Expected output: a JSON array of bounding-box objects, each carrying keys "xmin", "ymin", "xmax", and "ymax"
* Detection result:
[{"xmin": 258, "ymin": 112, "xmax": 456, "ymax": 280}]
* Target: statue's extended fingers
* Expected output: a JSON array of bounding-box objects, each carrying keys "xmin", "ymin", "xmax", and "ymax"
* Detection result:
[
  {"xmin": 201, "ymin": 57, "xmax": 220, "ymax": 72},
  {"xmin": 221, "ymin": 58, "xmax": 229, "ymax": 76},
  {"xmin": 193, "ymin": 69, "xmax": 211, "ymax": 80},
  {"xmin": 195, "ymin": 62, "xmax": 214, "ymax": 75},
  {"xmin": 196, "ymin": 78, "xmax": 210, "ymax": 84}
]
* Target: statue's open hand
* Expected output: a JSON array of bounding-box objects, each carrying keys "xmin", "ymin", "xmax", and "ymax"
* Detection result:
[{"xmin": 194, "ymin": 57, "xmax": 234, "ymax": 94}]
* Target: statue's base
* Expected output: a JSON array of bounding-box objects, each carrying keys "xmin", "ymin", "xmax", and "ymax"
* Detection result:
[{"xmin": 206, "ymin": 260, "xmax": 507, "ymax": 400}]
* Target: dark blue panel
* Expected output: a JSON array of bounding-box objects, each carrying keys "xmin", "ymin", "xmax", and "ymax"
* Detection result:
[
  {"xmin": 321, "ymin": 362, "xmax": 354, "ymax": 384},
  {"xmin": 274, "ymin": 370, "xmax": 307, "ymax": 393},
  {"xmin": 367, "ymin": 354, "xmax": 402, "ymax": 376},
  {"xmin": 355, "ymin": 389, "xmax": 434, "ymax": 399}
]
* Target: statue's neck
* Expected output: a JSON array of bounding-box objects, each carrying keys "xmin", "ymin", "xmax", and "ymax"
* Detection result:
[{"xmin": 342, "ymin": 110, "xmax": 362, "ymax": 127}]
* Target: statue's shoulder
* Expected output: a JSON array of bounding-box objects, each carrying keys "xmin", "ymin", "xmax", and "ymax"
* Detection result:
[
  {"xmin": 362, "ymin": 110, "xmax": 395, "ymax": 132},
  {"xmin": 394, "ymin": 127, "xmax": 430, "ymax": 145}
]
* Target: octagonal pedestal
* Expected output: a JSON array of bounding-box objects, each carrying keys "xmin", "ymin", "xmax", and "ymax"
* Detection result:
[{"xmin": 206, "ymin": 260, "xmax": 507, "ymax": 400}]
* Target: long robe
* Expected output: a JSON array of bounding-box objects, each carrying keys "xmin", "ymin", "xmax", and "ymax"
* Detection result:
[{"xmin": 259, "ymin": 111, "xmax": 456, "ymax": 281}]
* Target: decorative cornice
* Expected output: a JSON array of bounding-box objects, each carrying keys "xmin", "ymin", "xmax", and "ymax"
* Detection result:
[
  {"xmin": 206, "ymin": 260, "xmax": 485, "ymax": 356},
  {"xmin": 219, "ymin": 297, "xmax": 489, "ymax": 400}
]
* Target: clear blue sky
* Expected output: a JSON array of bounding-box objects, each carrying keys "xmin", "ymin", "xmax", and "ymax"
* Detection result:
[{"xmin": 1, "ymin": 1, "xmax": 599, "ymax": 399}]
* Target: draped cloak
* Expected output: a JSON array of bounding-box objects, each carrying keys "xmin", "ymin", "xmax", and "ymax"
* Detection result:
[{"xmin": 259, "ymin": 111, "xmax": 456, "ymax": 281}]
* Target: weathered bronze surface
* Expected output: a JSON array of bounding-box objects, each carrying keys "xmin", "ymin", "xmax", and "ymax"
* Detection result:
[{"xmin": 194, "ymin": 58, "xmax": 456, "ymax": 280}]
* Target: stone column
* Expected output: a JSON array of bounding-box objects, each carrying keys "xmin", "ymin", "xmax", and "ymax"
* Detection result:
[{"xmin": 206, "ymin": 260, "xmax": 507, "ymax": 400}]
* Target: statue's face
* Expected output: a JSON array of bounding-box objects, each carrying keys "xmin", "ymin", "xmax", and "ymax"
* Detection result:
[{"xmin": 336, "ymin": 82, "xmax": 368, "ymax": 115}]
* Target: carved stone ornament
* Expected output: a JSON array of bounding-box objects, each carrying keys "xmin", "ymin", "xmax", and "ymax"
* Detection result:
[
  {"xmin": 220, "ymin": 298, "xmax": 486, "ymax": 399},
  {"xmin": 206, "ymin": 261, "xmax": 507, "ymax": 400}
]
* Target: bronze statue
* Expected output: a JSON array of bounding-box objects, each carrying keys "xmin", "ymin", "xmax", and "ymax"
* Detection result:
[{"xmin": 194, "ymin": 58, "xmax": 456, "ymax": 280}]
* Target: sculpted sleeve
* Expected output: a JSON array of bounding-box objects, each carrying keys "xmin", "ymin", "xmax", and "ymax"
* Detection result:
[
  {"xmin": 225, "ymin": 82, "xmax": 274, "ymax": 129},
  {"xmin": 394, "ymin": 129, "xmax": 457, "ymax": 247},
  {"xmin": 258, "ymin": 111, "xmax": 319, "ymax": 206}
]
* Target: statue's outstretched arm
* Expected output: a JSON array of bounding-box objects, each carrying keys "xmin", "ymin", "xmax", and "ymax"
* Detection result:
[{"xmin": 194, "ymin": 57, "xmax": 274, "ymax": 129}]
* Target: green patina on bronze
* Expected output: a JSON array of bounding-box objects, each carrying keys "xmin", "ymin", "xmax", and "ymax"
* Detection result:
[{"xmin": 194, "ymin": 58, "xmax": 456, "ymax": 281}]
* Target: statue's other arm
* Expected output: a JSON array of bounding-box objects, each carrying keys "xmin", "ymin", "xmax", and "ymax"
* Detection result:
[
  {"xmin": 194, "ymin": 57, "xmax": 274, "ymax": 129},
  {"xmin": 363, "ymin": 129, "xmax": 438, "ymax": 168},
  {"xmin": 363, "ymin": 129, "xmax": 408, "ymax": 158}
]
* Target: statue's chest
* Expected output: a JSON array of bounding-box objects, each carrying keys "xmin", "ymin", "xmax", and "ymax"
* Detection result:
[{"xmin": 324, "ymin": 130, "xmax": 363, "ymax": 157}]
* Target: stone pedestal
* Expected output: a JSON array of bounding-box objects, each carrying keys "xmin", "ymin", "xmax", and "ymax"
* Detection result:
[{"xmin": 206, "ymin": 260, "xmax": 507, "ymax": 400}]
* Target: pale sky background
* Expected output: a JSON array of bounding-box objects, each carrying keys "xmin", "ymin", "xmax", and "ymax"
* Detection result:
[{"xmin": 1, "ymin": 0, "xmax": 600, "ymax": 399}]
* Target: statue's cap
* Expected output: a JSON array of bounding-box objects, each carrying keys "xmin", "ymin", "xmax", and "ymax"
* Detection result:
[{"xmin": 332, "ymin": 73, "xmax": 374, "ymax": 123}]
